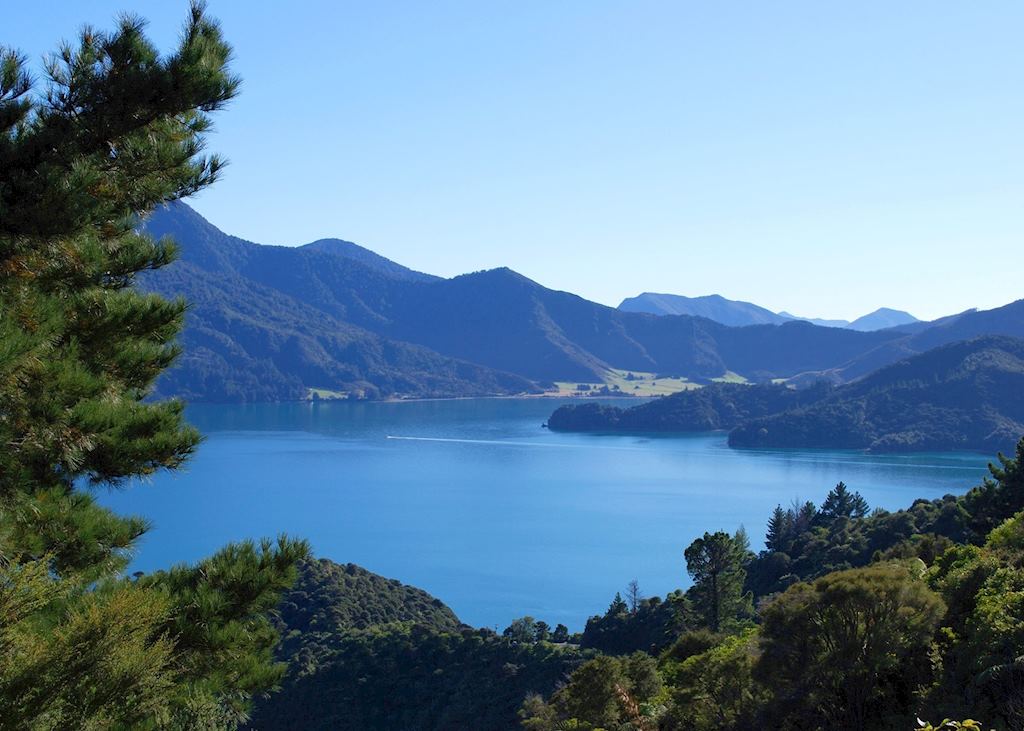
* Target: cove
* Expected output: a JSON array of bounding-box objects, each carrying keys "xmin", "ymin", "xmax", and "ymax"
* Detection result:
[{"xmin": 99, "ymin": 398, "xmax": 991, "ymax": 630}]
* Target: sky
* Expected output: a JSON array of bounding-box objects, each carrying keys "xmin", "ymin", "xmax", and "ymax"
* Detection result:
[{"xmin": 7, "ymin": 2, "xmax": 1022, "ymax": 320}]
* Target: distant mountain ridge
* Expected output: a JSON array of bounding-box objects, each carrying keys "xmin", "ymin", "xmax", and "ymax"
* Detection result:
[
  {"xmin": 618, "ymin": 293, "xmax": 788, "ymax": 326},
  {"xmin": 777, "ymin": 311, "xmax": 851, "ymax": 328},
  {"xmin": 139, "ymin": 203, "xmax": 1024, "ymax": 402},
  {"xmin": 846, "ymin": 307, "xmax": 919, "ymax": 331},
  {"xmin": 621, "ymin": 292, "xmax": 919, "ymax": 331}
]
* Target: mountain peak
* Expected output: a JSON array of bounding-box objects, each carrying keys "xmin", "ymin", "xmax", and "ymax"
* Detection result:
[
  {"xmin": 847, "ymin": 307, "xmax": 919, "ymax": 332},
  {"xmin": 618, "ymin": 292, "xmax": 787, "ymax": 326},
  {"xmin": 301, "ymin": 238, "xmax": 437, "ymax": 282}
]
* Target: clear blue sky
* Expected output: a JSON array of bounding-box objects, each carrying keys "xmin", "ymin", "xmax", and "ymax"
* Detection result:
[{"xmin": 8, "ymin": 2, "xmax": 1022, "ymax": 320}]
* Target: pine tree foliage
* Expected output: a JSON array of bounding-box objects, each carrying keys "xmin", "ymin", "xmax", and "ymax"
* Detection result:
[
  {"xmin": 963, "ymin": 438, "xmax": 1024, "ymax": 540},
  {"xmin": 0, "ymin": 5, "xmax": 308, "ymax": 727},
  {"xmin": 765, "ymin": 505, "xmax": 790, "ymax": 552},
  {"xmin": 684, "ymin": 530, "xmax": 753, "ymax": 632},
  {"xmin": 819, "ymin": 481, "xmax": 870, "ymax": 525},
  {"xmin": 0, "ymin": 2, "xmax": 238, "ymax": 497}
]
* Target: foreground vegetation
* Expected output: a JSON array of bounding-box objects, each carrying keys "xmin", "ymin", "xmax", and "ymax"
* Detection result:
[
  {"xmin": 516, "ymin": 440, "xmax": 1024, "ymax": 730},
  {"xmin": 0, "ymin": 6, "xmax": 306, "ymax": 726},
  {"xmin": 247, "ymin": 560, "xmax": 585, "ymax": 730},
  {"xmin": 236, "ymin": 441, "xmax": 1024, "ymax": 730}
]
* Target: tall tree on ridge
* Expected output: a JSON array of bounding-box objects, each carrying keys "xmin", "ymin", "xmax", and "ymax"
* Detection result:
[
  {"xmin": 818, "ymin": 482, "xmax": 870, "ymax": 526},
  {"xmin": 765, "ymin": 505, "xmax": 792, "ymax": 552},
  {"xmin": 684, "ymin": 530, "xmax": 752, "ymax": 632},
  {"xmin": 626, "ymin": 578, "xmax": 644, "ymax": 614}
]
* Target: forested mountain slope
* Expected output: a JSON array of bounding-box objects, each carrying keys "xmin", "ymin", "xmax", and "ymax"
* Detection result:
[
  {"xmin": 248, "ymin": 559, "xmax": 584, "ymax": 731},
  {"xmin": 731, "ymin": 335, "xmax": 1024, "ymax": 452},
  {"xmin": 548, "ymin": 381, "xmax": 832, "ymax": 433},
  {"xmin": 141, "ymin": 205, "xmax": 535, "ymax": 400},
  {"xmin": 551, "ymin": 336, "xmax": 1024, "ymax": 453}
]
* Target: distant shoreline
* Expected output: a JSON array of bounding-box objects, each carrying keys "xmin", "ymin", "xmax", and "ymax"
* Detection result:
[
  {"xmin": 335, "ymin": 392, "xmax": 649, "ymax": 405},
  {"xmin": 178, "ymin": 392, "xmax": 653, "ymax": 407}
]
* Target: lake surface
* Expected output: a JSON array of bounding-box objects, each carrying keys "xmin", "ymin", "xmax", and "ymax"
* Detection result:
[{"xmin": 100, "ymin": 398, "xmax": 992, "ymax": 631}]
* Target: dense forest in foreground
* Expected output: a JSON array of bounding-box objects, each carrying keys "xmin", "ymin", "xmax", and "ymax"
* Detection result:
[
  {"xmin": 549, "ymin": 336, "xmax": 1024, "ymax": 453},
  {"xmin": 247, "ymin": 439, "xmax": 1024, "ymax": 730}
]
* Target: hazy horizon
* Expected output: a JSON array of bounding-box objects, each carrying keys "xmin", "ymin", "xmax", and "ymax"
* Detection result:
[{"xmin": 9, "ymin": 1, "xmax": 1022, "ymax": 321}]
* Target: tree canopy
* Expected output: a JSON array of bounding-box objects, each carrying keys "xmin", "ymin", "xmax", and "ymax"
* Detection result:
[
  {"xmin": 684, "ymin": 529, "xmax": 752, "ymax": 632},
  {"xmin": 520, "ymin": 439, "xmax": 1024, "ymax": 731},
  {"xmin": 0, "ymin": 5, "xmax": 307, "ymax": 727}
]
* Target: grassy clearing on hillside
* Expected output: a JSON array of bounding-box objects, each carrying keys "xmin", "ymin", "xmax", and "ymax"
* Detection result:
[
  {"xmin": 308, "ymin": 370, "xmax": 744, "ymax": 401},
  {"xmin": 711, "ymin": 371, "xmax": 750, "ymax": 384},
  {"xmin": 307, "ymin": 388, "xmax": 351, "ymax": 400},
  {"xmin": 552, "ymin": 369, "xmax": 701, "ymax": 397}
]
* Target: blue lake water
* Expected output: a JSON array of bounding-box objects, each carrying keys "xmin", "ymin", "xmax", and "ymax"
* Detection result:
[{"xmin": 99, "ymin": 398, "xmax": 992, "ymax": 631}]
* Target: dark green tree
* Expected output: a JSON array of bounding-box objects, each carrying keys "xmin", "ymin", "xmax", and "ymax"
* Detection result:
[
  {"xmin": 562, "ymin": 655, "xmax": 627, "ymax": 728},
  {"xmin": 0, "ymin": 5, "xmax": 307, "ymax": 726},
  {"xmin": 757, "ymin": 563, "xmax": 944, "ymax": 730},
  {"xmin": 530, "ymin": 652, "xmax": 662, "ymax": 729},
  {"xmin": 963, "ymin": 438, "xmax": 1024, "ymax": 540},
  {"xmin": 795, "ymin": 500, "xmax": 818, "ymax": 532},
  {"xmin": 685, "ymin": 530, "xmax": 752, "ymax": 631},
  {"xmin": 503, "ymin": 616, "xmax": 539, "ymax": 643},
  {"xmin": 621, "ymin": 651, "xmax": 662, "ymax": 701},
  {"xmin": 765, "ymin": 505, "xmax": 792, "ymax": 552},
  {"xmin": 818, "ymin": 481, "xmax": 870, "ymax": 525},
  {"xmin": 661, "ymin": 628, "xmax": 765, "ymax": 731},
  {"xmin": 552, "ymin": 623, "xmax": 570, "ymax": 643},
  {"xmin": 607, "ymin": 591, "xmax": 629, "ymax": 616}
]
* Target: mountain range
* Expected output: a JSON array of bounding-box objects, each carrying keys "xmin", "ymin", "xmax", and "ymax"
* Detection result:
[
  {"xmin": 139, "ymin": 203, "xmax": 1024, "ymax": 403},
  {"xmin": 619, "ymin": 292, "xmax": 920, "ymax": 331}
]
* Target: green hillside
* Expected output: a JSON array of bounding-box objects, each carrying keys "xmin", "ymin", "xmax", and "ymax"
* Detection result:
[
  {"xmin": 731, "ymin": 336, "xmax": 1024, "ymax": 452},
  {"xmin": 550, "ymin": 337, "xmax": 1024, "ymax": 453},
  {"xmin": 249, "ymin": 560, "xmax": 584, "ymax": 731}
]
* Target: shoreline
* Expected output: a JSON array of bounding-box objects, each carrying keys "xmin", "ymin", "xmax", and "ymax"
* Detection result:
[{"xmin": 304, "ymin": 391, "xmax": 656, "ymax": 405}]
